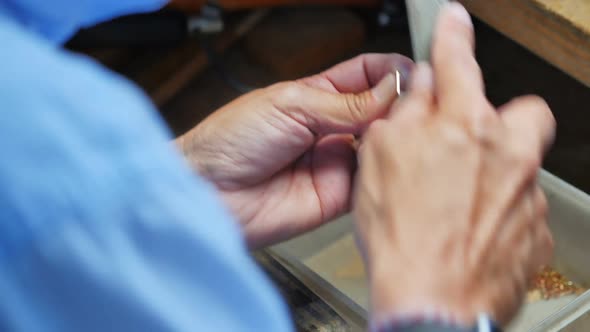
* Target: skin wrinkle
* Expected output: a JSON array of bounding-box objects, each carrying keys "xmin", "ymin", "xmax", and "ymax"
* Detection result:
[
  {"xmin": 264, "ymin": 105, "xmax": 313, "ymax": 150},
  {"xmin": 186, "ymin": 124, "xmax": 223, "ymax": 178},
  {"xmin": 208, "ymin": 147, "xmax": 249, "ymax": 190},
  {"xmin": 258, "ymin": 105, "xmax": 315, "ymax": 171},
  {"xmin": 496, "ymin": 166, "xmax": 537, "ymax": 246},
  {"xmin": 464, "ymin": 146, "xmax": 485, "ymax": 274},
  {"xmin": 503, "ymin": 187, "xmax": 536, "ymax": 259},
  {"xmin": 218, "ymin": 110, "xmax": 311, "ymax": 191},
  {"xmin": 223, "ymin": 177, "xmax": 275, "ymax": 227},
  {"xmin": 278, "ymin": 161, "xmax": 313, "ymax": 234},
  {"xmin": 318, "ymin": 61, "xmax": 357, "ymax": 93},
  {"xmin": 271, "ymin": 87, "xmax": 319, "ymax": 137},
  {"xmin": 228, "ymin": 193, "xmax": 257, "ymax": 227},
  {"xmin": 361, "ymin": 138, "xmax": 389, "ymax": 258},
  {"xmin": 242, "ymin": 179, "xmax": 282, "ymax": 243},
  {"xmin": 298, "ymin": 150, "xmax": 325, "ymax": 229},
  {"xmin": 314, "ymin": 73, "xmax": 340, "ymax": 93},
  {"xmin": 343, "ymin": 93, "xmax": 369, "ymax": 126},
  {"xmin": 244, "ymin": 153, "xmax": 316, "ymax": 246},
  {"xmin": 362, "ymin": 56, "xmax": 373, "ymax": 89},
  {"xmin": 311, "ymin": 137, "xmax": 355, "ymax": 224}
]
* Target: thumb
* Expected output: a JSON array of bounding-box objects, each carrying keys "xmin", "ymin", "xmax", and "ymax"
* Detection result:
[{"xmin": 276, "ymin": 73, "xmax": 399, "ymax": 134}]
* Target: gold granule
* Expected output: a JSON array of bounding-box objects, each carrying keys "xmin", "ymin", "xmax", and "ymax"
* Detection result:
[{"xmin": 527, "ymin": 266, "xmax": 587, "ymax": 303}]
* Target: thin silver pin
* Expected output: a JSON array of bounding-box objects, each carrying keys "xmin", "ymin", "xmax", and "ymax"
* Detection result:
[{"xmin": 395, "ymin": 69, "xmax": 402, "ymax": 96}]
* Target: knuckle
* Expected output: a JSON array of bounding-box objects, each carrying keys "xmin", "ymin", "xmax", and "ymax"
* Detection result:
[
  {"xmin": 519, "ymin": 95, "xmax": 550, "ymax": 110},
  {"xmin": 344, "ymin": 93, "xmax": 369, "ymax": 122},
  {"xmin": 439, "ymin": 122, "xmax": 473, "ymax": 151},
  {"xmin": 362, "ymin": 120, "xmax": 391, "ymax": 152},
  {"xmin": 517, "ymin": 153, "xmax": 541, "ymax": 175},
  {"xmin": 545, "ymin": 229, "xmax": 555, "ymax": 255},
  {"xmin": 538, "ymin": 199, "xmax": 549, "ymax": 220},
  {"xmin": 526, "ymin": 95, "xmax": 557, "ymax": 128},
  {"xmin": 537, "ymin": 224, "xmax": 554, "ymax": 262},
  {"xmin": 433, "ymin": 21, "xmax": 473, "ymax": 63},
  {"xmin": 463, "ymin": 57, "xmax": 485, "ymax": 89},
  {"xmin": 365, "ymin": 119, "xmax": 388, "ymax": 141},
  {"xmin": 509, "ymin": 95, "xmax": 555, "ymax": 126},
  {"xmin": 447, "ymin": 16, "xmax": 476, "ymax": 45},
  {"xmin": 434, "ymin": 45, "xmax": 479, "ymax": 77},
  {"xmin": 432, "ymin": 44, "xmax": 453, "ymax": 71},
  {"xmin": 535, "ymin": 188, "xmax": 549, "ymax": 219},
  {"xmin": 275, "ymin": 81, "xmax": 301, "ymax": 104},
  {"xmin": 351, "ymin": 53, "xmax": 367, "ymax": 63},
  {"xmin": 506, "ymin": 142, "xmax": 541, "ymax": 174},
  {"xmin": 469, "ymin": 103, "xmax": 499, "ymax": 143}
]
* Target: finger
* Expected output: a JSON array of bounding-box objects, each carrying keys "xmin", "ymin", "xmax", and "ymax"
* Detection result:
[
  {"xmin": 300, "ymin": 53, "xmax": 414, "ymax": 93},
  {"xmin": 525, "ymin": 219, "xmax": 553, "ymax": 279},
  {"xmin": 406, "ymin": 62, "xmax": 435, "ymax": 108},
  {"xmin": 276, "ymin": 75, "xmax": 398, "ymax": 134},
  {"xmin": 495, "ymin": 185, "xmax": 537, "ymax": 251},
  {"xmin": 312, "ymin": 134, "xmax": 357, "ymax": 222},
  {"xmin": 244, "ymin": 134, "xmax": 356, "ymax": 248},
  {"xmin": 535, "ymin": 222, "xmax": 554, "ymax": 267},
  {"xmin": 432, "ymin": 3, "xmax": 486, "ymax": 118},
  {"xmin": 532, "ymin": 185, "xmax": 549, "ymax": 223},
  {"xmin": 509, "ymin": 185, "xmax": 552, "ymax": 280},
  {"xmin": 390, "ymin": 62, "xmax": 434, "ymax": 122},
  {"xmin": 499, "ymin": 95, "xmax": 556, "ymax": 155},
  {"xmin": 528, "ymin": 186, "xmax": 553, "ymax": 272}
]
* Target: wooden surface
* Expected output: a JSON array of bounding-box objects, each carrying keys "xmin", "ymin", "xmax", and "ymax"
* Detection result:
[
  {"xmin": 458, "ymin": 0, "xmax": 590, "ymax": 87},
  {"xmin": 217, "ymin": 0, "xmax": 378, "ymax": 10},
  {"xmin": 244, "ymin": 8, "xmax": 365, "ymax": 80},
  {"xmin": 168, "ymin": 0, "xmax": 378, "ymax": 12}
]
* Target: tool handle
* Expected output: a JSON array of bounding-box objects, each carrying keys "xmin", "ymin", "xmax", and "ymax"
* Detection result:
[{"xmin": 406, "ymin": 0, "xmax": 449, "ymax": 62}]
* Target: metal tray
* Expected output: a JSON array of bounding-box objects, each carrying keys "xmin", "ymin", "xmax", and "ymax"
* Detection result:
[{"xmin": 271, "ymin": 170, "xmax": 590, "ymax": 331}]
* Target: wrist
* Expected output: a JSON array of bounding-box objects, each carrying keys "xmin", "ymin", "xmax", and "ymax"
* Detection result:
[
  {"xmin": 371, "ymin": 313, "xmax": 501, "ymax": 332},
  {"xmin": 174, "ymin": 133, "xmax": 187, "ymax": 155},
  {"xmin": 369, "ymin": 259, "xmax": 483, "ymax": 328},
  {"xmin": 175, "ymin": 126, "xmax": 207, "ymax": 174},
  {"xmin": 371, "ymin": 297, "xmax": 479, "ymax": 330}
]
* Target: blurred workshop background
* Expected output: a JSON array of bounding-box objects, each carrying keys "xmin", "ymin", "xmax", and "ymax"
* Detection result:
[{"xmin": 66, "ymin": 0, "xmax": 590, "ymax": 193}]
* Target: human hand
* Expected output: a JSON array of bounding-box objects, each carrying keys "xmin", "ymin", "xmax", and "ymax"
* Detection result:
[
  {"xmin": 177, "ymin": 54, "xmax": 413, "ymax": 248},
  {"xmin": 353, "ymin": 3, "xmax": 555, "ymax": 327}
]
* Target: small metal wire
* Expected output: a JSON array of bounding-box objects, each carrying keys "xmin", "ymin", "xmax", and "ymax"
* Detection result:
[{"xmin": 395, "ymin": 69, "xmax": 402, "ymax": 96}]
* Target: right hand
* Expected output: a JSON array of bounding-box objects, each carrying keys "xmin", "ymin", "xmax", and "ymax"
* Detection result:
[{"xmin": 353, "ymin": 3, "xmax": 555, "ymax": 327}]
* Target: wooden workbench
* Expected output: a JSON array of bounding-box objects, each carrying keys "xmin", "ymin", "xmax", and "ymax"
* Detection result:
[{"xmin": 459, "ymin": 0, "xmax": 590, "ymax": 88}]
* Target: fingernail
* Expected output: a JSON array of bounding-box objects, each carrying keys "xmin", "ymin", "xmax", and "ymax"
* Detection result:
[
  {"xmin": 395, "ymin": 62, "xmax": 413, "ymax": 91},
  {"xmin": 372, "ymin": 73, "xmax": 397, "ymax": 101},
  {"xmin": 444, "ymin": 2, "xmax": 473, "ymax": 28}
]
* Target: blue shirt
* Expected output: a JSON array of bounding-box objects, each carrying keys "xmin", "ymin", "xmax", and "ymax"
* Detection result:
[{"xmin": 0, "ymin": 1, "xmax": 292, "ymax": 331}]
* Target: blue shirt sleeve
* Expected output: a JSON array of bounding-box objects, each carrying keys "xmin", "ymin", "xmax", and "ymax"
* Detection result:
[{"xmin": 0, "ymin": 17, "xmax": 292, "ymax": 332}]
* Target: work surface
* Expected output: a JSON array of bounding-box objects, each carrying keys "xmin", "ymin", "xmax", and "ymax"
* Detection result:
[
  {"xmin": 460, "ymin": 0, "xmax": 590, "ymax": 87},
  {"xmin": 273, "ymin": 171, "xmax": 590, "ymax": 331}
]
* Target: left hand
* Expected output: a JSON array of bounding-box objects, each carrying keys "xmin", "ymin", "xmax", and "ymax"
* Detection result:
[{"xmin": 177, "ymin": 53, "xmax": 413, "ymax": 248}]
